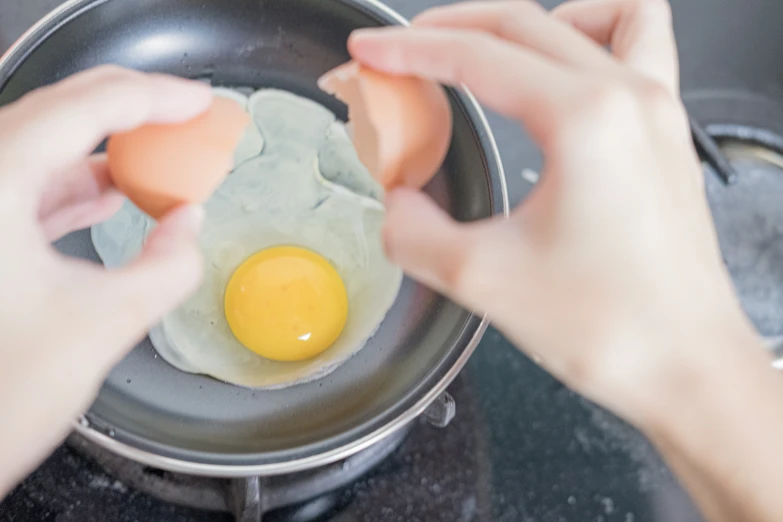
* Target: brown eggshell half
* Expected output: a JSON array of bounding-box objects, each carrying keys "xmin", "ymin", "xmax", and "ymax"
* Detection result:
[
  {"xmin": 318, "ymin": 61, "xmax": 452, "ymax": 190},
  {"xmin": 107, "ymin": 96, "xmax": 250, "ymax": 219}
]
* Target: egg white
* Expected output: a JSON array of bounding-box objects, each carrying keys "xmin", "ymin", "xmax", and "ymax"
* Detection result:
[{"xmin": 91, "ymin": 87, "xmax": 403, "ymax": 389}]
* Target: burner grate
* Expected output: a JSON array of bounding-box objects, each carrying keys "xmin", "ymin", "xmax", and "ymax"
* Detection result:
[{"xmin": 67, "ymin": 426, "xmax": 411, "ymax": 522}]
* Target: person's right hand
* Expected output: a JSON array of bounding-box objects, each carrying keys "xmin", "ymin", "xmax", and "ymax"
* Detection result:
[{"xmin": 349, "ymin": 0, "xmax": 765, "ymax": 427}]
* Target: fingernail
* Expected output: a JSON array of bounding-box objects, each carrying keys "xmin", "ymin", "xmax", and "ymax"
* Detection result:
[
  {"xmin": 183, "ymin": 205, "xmax": 205, "ymax": 238},
  {"xmin": 348, "ymin": 28, "xmax": 395, "ymax": 54},
  {"xmin": 383, "ymin": 187, "xmax": 415, "ymax": 210},
  {"xmin": 381, "ymin": 189, "xmax": 410, "ymax": 263},
  {"xmin": 152, "ymin": 76, "xmax": 214, "ymax": 118},
  {"xmin": 162, "ymin": 74, "xmax": 213, "ymax": 94},
  {"xmin": 349, "ymin": 28, "xmax": 379, "ymax": 44},
  {"xmin": 347, "ymin": 28, "xmax": 410, "ymax": 75},
  {"xmin": 154, "ymin": 76, "xmax": 211, "ymax": 99},
  {"xmin": 167, "ymin": 204, "xmax": 204, "ymax": 239},
  {"xmin": 381, "ymin": 220, "xmax": 398, "ymax": 263},
  {"xmin": 382, "ymin": 188, "xmax": 400, "ymax": 209}
]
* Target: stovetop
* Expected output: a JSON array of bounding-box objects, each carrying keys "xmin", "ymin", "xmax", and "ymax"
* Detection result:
[{"xmin": 3, "ymin": 0, "xmax": 783, "ymax": 521}]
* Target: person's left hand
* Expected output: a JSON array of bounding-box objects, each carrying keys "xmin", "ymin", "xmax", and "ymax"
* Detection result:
[{"xmin": 0, "ymin": 66, "xmax": 212, "ymax": 496}]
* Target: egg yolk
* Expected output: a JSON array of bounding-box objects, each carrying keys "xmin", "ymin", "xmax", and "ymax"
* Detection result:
[{"xmin": 224, "ymin": 246, "xmax": 348, "ymax": 362}]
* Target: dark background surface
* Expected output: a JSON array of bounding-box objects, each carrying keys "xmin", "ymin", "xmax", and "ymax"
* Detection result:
[{"xmin": 2, "ymin": 0, "xmax": 783, "ymax": 520}]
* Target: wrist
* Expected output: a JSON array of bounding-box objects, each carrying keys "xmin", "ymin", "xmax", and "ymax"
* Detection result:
[
  {"xmin": 585, "ymin": 296, "xmax": 768, "ymax": 433},
  {"xmin": 637, "ymin": 316, "xmax": 773, "ymax": 439},
  {"xmin": 632, "ymin": 317, "xmax": 783, "ymax": 522}
]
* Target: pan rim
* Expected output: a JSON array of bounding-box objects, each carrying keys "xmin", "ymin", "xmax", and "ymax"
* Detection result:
[{"xmin": 0, "ymin": 0, "xmax": 509, "ymax": 476}]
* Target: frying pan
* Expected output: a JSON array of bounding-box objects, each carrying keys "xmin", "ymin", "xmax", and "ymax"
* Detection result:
[{"xmin": 0, "ymin": 0, "xmax": 507, "ymax": 476}]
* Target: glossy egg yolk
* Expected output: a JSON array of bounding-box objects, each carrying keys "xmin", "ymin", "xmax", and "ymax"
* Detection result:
[{"xmin": 224, "ymin": 246, "xmax": 348, "ymax": 362}]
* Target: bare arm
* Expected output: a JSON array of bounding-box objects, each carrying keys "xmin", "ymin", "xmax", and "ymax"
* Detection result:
[
  {"xmin": 349, "ymin": 1, "xmax": 783, "ymax": 520},
  {"xmin": 644, "ymin": 324, "xmax": 783, "ymax": 522}
]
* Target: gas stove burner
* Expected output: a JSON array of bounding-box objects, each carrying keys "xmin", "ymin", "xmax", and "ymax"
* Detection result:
[
  {"xmin": 67, "ymin": 426, "xmax": 411, "ymax": 522},
  {"xmin": 3, "ymin": 378, "xmax": 487, "ymax": 522},
  {"xmin": 62, "ymin": 391, "xmax": 457, "ymax": 521},
  {"xmin": 701, "ymin": 132, "xmax": 783, "ymax": 352}
]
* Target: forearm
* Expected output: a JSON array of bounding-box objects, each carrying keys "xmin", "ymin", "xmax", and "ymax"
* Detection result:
[
  {"xmin": 0, "ymin": 348, "xmax": 104, "ymax": 499},
  {"xmin": 642, "ymin": 324, "xmax": 783, "ymax": 522}
]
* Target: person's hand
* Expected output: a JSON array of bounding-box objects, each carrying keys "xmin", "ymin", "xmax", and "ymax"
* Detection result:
[
  {"xmin": 353, "ymin": 5, "xmax": 783, "ymax": 520},
  {"xmin": 350, "ymin": 0, "xmax": 764, "ymax": 426},
  {"xmin": 0, "ymin": 66, "xmax": 210, "ymax": 496}
]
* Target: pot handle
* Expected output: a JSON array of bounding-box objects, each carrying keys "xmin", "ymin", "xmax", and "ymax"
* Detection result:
[
  {"xmin": 230, "ymin": 477, "xmax": 264, "ymax": 522},
  {"xmin": 422, "ymin": 391, "xmax": 456, "ymax": 428}
]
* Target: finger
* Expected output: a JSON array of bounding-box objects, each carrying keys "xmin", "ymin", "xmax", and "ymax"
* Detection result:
[
  {"xmin": 0, "ymin": 66, "xmax": 212, "ymax": 196},
  {"xmin": 85, "ymin": 205, "xmax": 204, "ymax": 360},
  {"xmin": 413, "ymin": 0, "xmax": 615, "ymax": 70},
  {"xmin": 41, "ymin": 190, "xmax": 124, "ymax": 242},
  {"xmin": 39, "ymin": 155, "xmax": 125, "ymax": 241},
  {"xmin": 39, "ymin": 154, "xmax": 114, "ymax": 219},
  {"xmin": 552, "ymin": 0, "xmax": 679, "ymax": 94},
  {"xmin": 348, "ymin": 26, "xmax": 578, "ymax": 144},
  {"xmin": 383, "ymin": 189, "xmax": 525, "ymax": 316}
]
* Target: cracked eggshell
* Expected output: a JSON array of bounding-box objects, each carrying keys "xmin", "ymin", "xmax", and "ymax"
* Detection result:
[
  {"xmin": 318, "ymin": 61, "xmax": 452, "ymax": 191},
  {"xmin": 107, "ymin": 96, "xmax": 251, "ymax": 219}
]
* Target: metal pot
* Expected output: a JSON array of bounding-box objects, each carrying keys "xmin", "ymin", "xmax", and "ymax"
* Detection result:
[{"xmin": 0, "ymin": 0, "xmax": 507, "ymax": 476}]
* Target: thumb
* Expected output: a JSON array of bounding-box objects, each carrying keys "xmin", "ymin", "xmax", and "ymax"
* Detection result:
[
  {"xmin": 91, "ymin": 205, "xmax": 204, "ymax": 357},
  {"xmin": 383, "ymin": 188, "xmax": 518, "ymax": 315}
]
